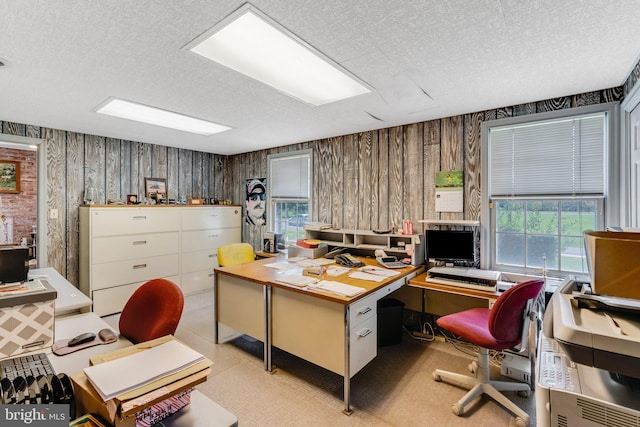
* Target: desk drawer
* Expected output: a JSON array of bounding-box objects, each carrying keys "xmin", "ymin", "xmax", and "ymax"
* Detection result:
[
  {"xmin": 349, "ymin": 316, "xmax": 377, "ymax": 377},
  {"xmin": 349, "ymin": 292, "xmax": 377, "ymax": 327},
  {"xmin": 91, "ymin": 232, "xmax": 179, "ymax": 263}
]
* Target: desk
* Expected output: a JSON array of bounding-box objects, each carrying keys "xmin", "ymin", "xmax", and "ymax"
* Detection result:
[
  {"xmin": 407, "ymin": 272, "xmax": 501, "ymax": 318},
  {"xmin": 29, "ymin": 267, "xmax": 93, "ymax": 316},
  {"xmin": 214, "ymin": 256, "xmax": 423, "ymax": 414},
  {"xmin": 48, "ymin": 312, "xmax": 238, "ymax": 426}
]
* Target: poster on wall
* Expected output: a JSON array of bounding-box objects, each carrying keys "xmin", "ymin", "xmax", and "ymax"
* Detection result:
[
  {"xmin": 245, "ymin": 178, "xmax": 266, "ymax": 225},
  {"xmin": 435, "ymin": 170, "xmax": 463, "ymax": 212}
]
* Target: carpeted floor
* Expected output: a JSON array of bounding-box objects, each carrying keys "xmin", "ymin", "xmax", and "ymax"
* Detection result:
[{"xmin": 107, "ymin": 290, "xmax": 537, "ymax": 426}]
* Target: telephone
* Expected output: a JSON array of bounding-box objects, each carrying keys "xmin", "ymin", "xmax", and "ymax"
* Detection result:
[{"xmin": 334, "ymin": 253, "xmax": 365, "ymax": 268}]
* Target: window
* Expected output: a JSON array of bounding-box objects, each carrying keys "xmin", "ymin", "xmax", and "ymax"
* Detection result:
[
  {"xmin": 268, "ymin": 149, "xmax": 312, "ymax": 242},
  {"xmin": 481, "ymin": 103, "xmax": 619, "ymax": 276}
]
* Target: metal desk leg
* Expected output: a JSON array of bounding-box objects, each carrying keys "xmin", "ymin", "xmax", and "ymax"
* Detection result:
[
  {"xmin": 343, "ymin": 305, "xmax": 352, "ymax": 415},
  {"xmin": 264, "ymin": 285, "xmax": 274, "ymax": 373},
  {"xmin": 213, "ymin": 272, "xmax": 219, "ymax": 344}
]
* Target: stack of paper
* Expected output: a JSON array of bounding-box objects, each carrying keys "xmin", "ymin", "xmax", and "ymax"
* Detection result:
[
  {"xmin": 308, "ymin": 280, "xmax": 366, "ymax": 297},
  {"xmin": 83, "ymin": 340, "xmax": 205, "ymax": 401},
  {"xmin": 275, "ymin": 275, "xmax": 319, "ymax": 287}
]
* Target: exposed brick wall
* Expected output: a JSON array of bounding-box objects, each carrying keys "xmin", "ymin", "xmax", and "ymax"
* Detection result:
[{"xmin": 0, "ymin": 148, "xmax": 37, "ymax": 244}]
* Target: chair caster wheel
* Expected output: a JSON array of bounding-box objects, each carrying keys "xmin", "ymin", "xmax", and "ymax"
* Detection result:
[
  {"xmin": 432, "ymin": 372, "xmax": 441, "ymax": 382},
  {"xmin": 517, "ymin": 390, "xmax": 529, "ymax": 398},
  {"xmin": 515, "ymin": 417, "xmax": 528, "ymax": 427},
  {"xmin": 451, "ymin": 403, "xmax": 463, "ymax": 416}
]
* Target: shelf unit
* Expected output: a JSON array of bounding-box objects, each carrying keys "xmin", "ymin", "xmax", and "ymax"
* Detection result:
[{"xmin": 305, "ymin": 228, "xmax": 425, "ymax": 265}]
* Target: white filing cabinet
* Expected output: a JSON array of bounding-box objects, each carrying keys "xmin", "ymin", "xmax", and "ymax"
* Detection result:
[{"xmin": 79, "ymin": 205, "xmax": 241, "ymax": 316}]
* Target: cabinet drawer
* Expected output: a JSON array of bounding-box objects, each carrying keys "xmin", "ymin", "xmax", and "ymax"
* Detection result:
[
  {"xmin": 349, "ymin": 316, "xmax": 377, "ymax": 377},
  {"xmin": 91, "ymin": 208, "xmax": 180, "ymax": 236},
  {"xmin": 181, "ymin": 207, "xmax": 241, "ymax": 231},
  {"xmin": 92, "ymin": 232, "xmax": 179, "ymax": 263},
  {"xmin": 181, "ymin": 269, "xmax": 215, "ymax": 295},
  {"xmin": 349, "ymin": 291, "xmax": 378, "ymax": 327},
  {"xmin": 92, "ymin": 275, "xmax": 181, "ymax": 316},
  {"xmin": 181, "ymin": 228, "xmax": 241, "ymax": 252},
  {"xmin": 181, "ymin": 249, "xmax": 219, "ymax": 273},
  {"xmin": 91, "ymin": 254, "xmax": 179, "ymax": 290}
]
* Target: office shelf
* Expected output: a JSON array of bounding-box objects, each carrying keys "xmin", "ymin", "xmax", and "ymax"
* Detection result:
[{"xmin": 305, "ymin": 228, "xmax": 425, "ymax": 265}]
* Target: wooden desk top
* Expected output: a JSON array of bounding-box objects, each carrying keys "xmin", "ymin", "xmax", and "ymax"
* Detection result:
[
  {"xmin": 215, "ymin": 255, "xmax": 423, "ymax": 304},
  {"xmin": 408, "ymin": 271, "xmax": 501, "ymax": 299}
]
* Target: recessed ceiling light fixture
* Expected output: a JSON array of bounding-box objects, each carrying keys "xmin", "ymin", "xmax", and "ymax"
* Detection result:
[
  {"xmin": 185, "ymin": 3, "xmax": 370, "ymax": 106},
  {"xmin": 95, "ymin": 98, "xmax": 231, "ymax": 135}
]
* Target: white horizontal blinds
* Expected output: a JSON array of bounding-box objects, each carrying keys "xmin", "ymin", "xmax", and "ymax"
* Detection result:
[
  {"xmin": 489, "ymin": 113, "xmax": 605, "ymax": 197},
  {"xmin": 270, "ymin": 153, "xmax": 310, "ymax": 198}
]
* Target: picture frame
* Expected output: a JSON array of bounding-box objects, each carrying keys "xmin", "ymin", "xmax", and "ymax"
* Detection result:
[
  {"xmin": 144, "ymin": 177, "xmax": 166, "ymax": 197},
  {"xmin": 0, "ymin": 160, "xmax": 20, "ymax": 194},
  {"xmin": 127, "ymin": 194, "xmax": 138, "ymax": 204}
]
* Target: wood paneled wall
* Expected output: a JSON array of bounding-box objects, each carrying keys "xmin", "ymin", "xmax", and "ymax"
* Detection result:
[
  {"xmin": 0, "ymin": 84, "xmax": 628, "ymax": 287},
  {"xmin": 233, "ymin": 87, "xmax": 624, "ymax": 251}
]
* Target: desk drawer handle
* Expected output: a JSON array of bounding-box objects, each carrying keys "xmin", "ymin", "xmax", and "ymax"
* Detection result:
[
  {"xmin": 357, "ymin": 306, "xmax": 372, "ymax": 315},
  {"xmin": 132, "ymin": 240, "xmax": 147, "ymax": 245},
  {"xmin": 132, "ymin": 264, "xmax": 147, "ymax": 269},
  {"xmin": 132, "ymin": 216, "xmax": 147, "ymax": 220},
  {"xmin": 358, "ymin": 328, "xmax": 373, "ymax": 338}
]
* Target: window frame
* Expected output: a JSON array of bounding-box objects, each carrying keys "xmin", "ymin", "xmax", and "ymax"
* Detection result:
[
  {"xmin": 480, "ymin": 103, "xmax": 620, "ymax": 276},
  {"xmin": 267, "ymin": 149, "xmax": 313, "ymax": 238}
]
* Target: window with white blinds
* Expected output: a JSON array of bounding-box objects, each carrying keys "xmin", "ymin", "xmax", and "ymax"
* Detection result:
[
  {"xmin": 268, "ymin": 149, "xmax": 313, "ymax": 242},
  {"xmin": 489, "ymin": 113, "xmax": 606, "ymax": 198}
]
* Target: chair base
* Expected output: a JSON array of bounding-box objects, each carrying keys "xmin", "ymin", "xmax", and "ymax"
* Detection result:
[{"xmin": 432, "ymin": 348, "xmax": 530, "ymax": 427}]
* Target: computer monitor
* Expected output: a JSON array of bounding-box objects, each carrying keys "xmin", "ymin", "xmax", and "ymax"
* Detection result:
[
  {"xmin": 0, "ymin": 246, "xmax": 29, "ymax": 283},
  {"xmin": 425, "ymin": 229, "xmax": 476, "ymax": 266}
]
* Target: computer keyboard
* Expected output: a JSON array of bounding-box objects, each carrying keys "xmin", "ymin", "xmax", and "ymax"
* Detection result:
[
  {"xmin": 0, "ymin": 352, "xmax": 55, "ymax": 380},
  {"xmin": 427, "ymin": 276, "xmax": 497, "ymax": 292}
]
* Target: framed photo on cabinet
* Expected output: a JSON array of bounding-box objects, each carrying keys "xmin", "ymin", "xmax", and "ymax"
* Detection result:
[{"xmin": 144, "ymin": 177, "xmax": 166, "ymax": 197}]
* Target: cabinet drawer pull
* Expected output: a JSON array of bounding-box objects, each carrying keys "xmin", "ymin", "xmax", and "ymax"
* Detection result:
[
  {"xmin": 132, "ymin": 264, "xmax": 147, "ymax": 269},
  {"xmin": 358, "ymin": 328, "xmax": 373, "ymax": 338},
  {"xmin": 209, "ymin": 273, "xmax": 215, "ymax": 277},
  {"xmin": 132, "ymin": 216, "xmax": 147, "ymax": 220},
  {"xmin": 209, "ymin": 253, "xmax": 218, "ymax": 258},
  {"xmin": 132, "ymin": 240, "xmax": 147, "ymax": 245},
  {"xmin": 208, "ymin": 234, "xmax": 219, "ymax": 238},
  {"xmin": 357, "ymin": 306, "xmax": 372, "ymax": 315},
  {"xmin": 208, "ymin": 214, "xmax": 218, "ymax": 217}
]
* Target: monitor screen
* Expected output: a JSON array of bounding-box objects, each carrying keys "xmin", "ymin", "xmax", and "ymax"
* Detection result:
[{"xmin": 426, "ymin": 229, "xmax": 476, "ymax": 264}]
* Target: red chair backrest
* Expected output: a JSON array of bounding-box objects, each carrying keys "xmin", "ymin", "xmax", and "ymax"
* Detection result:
[
  {"xmin": 118, "ymin": 278, "xmax": 184, "ymax": 344},
  {"xmin": 488, "ymin": 279, "xmax": 544, "ymax": 344}
]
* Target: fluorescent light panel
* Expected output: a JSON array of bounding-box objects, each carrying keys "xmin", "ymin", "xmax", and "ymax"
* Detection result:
[
  {"xmin": 96, "ymin": 98, "xmax": 231, "ymax": 135},
  {"xmin": 187, "ymin": 5, "xmax": 370, "ymax": 106}
]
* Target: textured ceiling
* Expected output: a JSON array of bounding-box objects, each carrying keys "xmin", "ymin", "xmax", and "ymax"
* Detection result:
[{"xmin": 1, "ymin": 1, "xmax": 639, "ymax": 155}]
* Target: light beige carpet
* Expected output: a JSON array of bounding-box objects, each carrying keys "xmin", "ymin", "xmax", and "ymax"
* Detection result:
[{"xmin": 107, "ymin": 290, "xmax": 536, "ymax": 426}]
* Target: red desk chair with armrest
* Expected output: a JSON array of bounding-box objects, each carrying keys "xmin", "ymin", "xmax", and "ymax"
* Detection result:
[
  {"xmin": 119, "ymin": 278, "xmax": 184, "ymax": 344},
  {"xmin": 433, "ymin": 279, "xmax": 544, "ymax": 427}
]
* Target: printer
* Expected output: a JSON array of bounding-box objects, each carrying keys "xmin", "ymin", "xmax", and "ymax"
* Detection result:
[{"xmin": 536, "ymin": 231, "xmax": 640, "ymax": 427}]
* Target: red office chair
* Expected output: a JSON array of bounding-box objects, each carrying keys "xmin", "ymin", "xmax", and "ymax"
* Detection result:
[
  {"xmin": 433, "ymin": 279, "xmax": 544, "ymax": 427},
  {"xmin": 119, "ymin": 278, "xmax": 184, "ymax": 344}
]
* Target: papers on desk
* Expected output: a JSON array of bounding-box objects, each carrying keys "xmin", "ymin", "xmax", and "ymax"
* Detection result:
[
  {"xmin": 307, "ymin": 280, "xmax": 366, "ymax": 297},
  {"xmin": 83, "ymin": 340, "xmax": 205, "ymax": 401},
  {"xmin": 264, "ymin": 261, "xmax": 299, "ymax": 271},
  {"xmin": 325, "ymin": 266, "xmax": 351, "ymax": 276},
  {"xmin": 275, "ymin": 275, "xmax": 319, "ymax": 287},
  {"xmin": 349, "ymin": 267, "xmax": 401, "ymax": 282},
  {"xmin": 295, "ymin": 257, "xmax": 335, "ymax": 267}
]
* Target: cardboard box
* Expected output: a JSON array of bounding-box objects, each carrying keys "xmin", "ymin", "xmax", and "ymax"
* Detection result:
[
  {"xmin": 72, "ymin": 336, "xmax": 212, "ymax": 427},
  {"xmin": 584, "ymin": 230, "xmax": 640, "ymax": 299},
  {"xmin": 0, "ymin": 279, "xmax": 56, "ymax": 358}
]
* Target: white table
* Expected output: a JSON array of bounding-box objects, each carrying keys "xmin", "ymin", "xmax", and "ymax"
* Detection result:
[
  {"xmin": 49, "ymin": 312, "xmax": 238, "ymax": 427},
  {"xmin": 29, "ymin": 267, "xmax": 93, "ymax": 316}
]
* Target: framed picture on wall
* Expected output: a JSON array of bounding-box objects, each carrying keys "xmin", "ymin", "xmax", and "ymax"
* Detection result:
[
  {"xmin": 144, "ymin": 178, "xmax": 166, "ymax": 197},
  {"xmin": 0, "ymin": 160, "xmax": 20, "ymax": 194}
]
